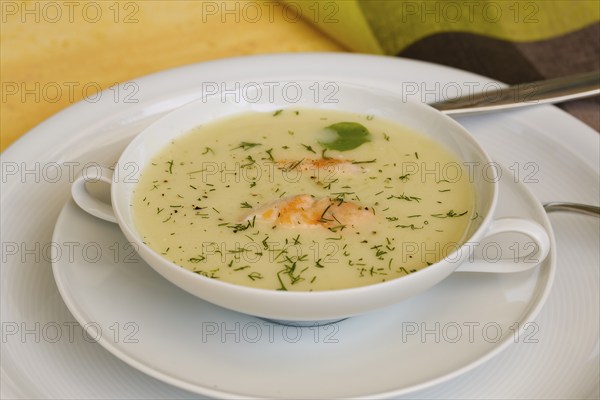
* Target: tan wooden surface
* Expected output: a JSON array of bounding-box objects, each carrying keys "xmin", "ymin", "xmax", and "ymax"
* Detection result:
[{"xmin": 0, "ymin": 0, "xmax": 345, "ymax": 151}]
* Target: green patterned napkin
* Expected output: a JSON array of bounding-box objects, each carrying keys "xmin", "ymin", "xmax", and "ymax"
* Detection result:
[
  {"xmin": 286, "ymin": 0, "xmax": 599, "ymax": 130},
  {"xmin": 290, "ymin": 0, "xmax": 599, "ymax": 55}
]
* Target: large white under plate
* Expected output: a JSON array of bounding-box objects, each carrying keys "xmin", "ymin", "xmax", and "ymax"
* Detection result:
[{"xmin": 1, "ymin": 54, "xmax": 598, "ymax": 399}]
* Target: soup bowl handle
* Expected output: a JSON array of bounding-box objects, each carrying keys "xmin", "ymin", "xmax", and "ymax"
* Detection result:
[
  {"xmin": 71, "ymin": 165, "xmax": 117, "ymax": 223},
  {"xmin": 455, "ymin": 218, "xmax": 550, "ymax": 273}
]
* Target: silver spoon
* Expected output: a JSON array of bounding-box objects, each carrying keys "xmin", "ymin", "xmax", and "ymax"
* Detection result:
[
  {"xmin": 543, "ymin": 202, "xmax": 600, "ymax": 217},
  {"xmin": 430, "ymin": 74, "xmax": 600, "ymax": 217},
  {"xmin": 431, "ymin": 71, "xmax": 600, "ymax": 115}
]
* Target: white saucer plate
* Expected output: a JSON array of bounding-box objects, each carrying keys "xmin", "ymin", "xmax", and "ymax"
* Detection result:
[
  {"xmin": 50, "ymin": 163, "xmax": 555, "ymax": 398},
  {"xmin": 1, "ymin": 54, "xmax": 598, "ymax": 399}
]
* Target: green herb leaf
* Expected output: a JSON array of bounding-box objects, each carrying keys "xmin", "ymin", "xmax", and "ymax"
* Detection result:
[{"xmin": 319, "ymin": 122, "xmax": 372, "ymax": 151}]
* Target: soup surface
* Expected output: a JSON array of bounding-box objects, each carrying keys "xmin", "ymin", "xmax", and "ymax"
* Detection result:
[{"xmin": 133, "ymin": 109, "xmax": 475, "ymax": 291}]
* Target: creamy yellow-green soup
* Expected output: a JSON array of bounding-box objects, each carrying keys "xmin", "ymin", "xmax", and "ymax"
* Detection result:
[{"xmin": 133, "ymin": 109, "xmax": 475, "ymax": 291}]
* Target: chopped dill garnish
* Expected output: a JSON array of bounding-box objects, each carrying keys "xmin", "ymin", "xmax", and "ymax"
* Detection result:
[
  {"xmin": 396, "ymin": 224, "xmax": 423, "ymax": 230},
  {"xmin": 301, "ymin": 144, "xmax": 316, "ymax": 154},
  {"xmin": 431, "ymin": 210, "xmax": 468, "ymax": 218},
  {"xmin": 248, "ymin": 272, "xmax": 263, "ymax": 281},
  {"xmin": 265, "ymin": 148, "xmax": 274, "ymax": 161},
  {"xmin": 233, "ymin": 142, "xmax": 262, "ymax": 151},
  {"xmin": 387, "ymin": 193, "xmax": 421, "ymax": 202}
]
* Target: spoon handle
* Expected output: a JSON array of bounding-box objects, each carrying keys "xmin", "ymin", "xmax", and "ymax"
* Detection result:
[
  {"xmin": 431, "ymin": 71, "xmax": 600, "ymax": 115},
  {"xmin": 543, "ymin": 202, "xmax": 600, "ymax": 217}
]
